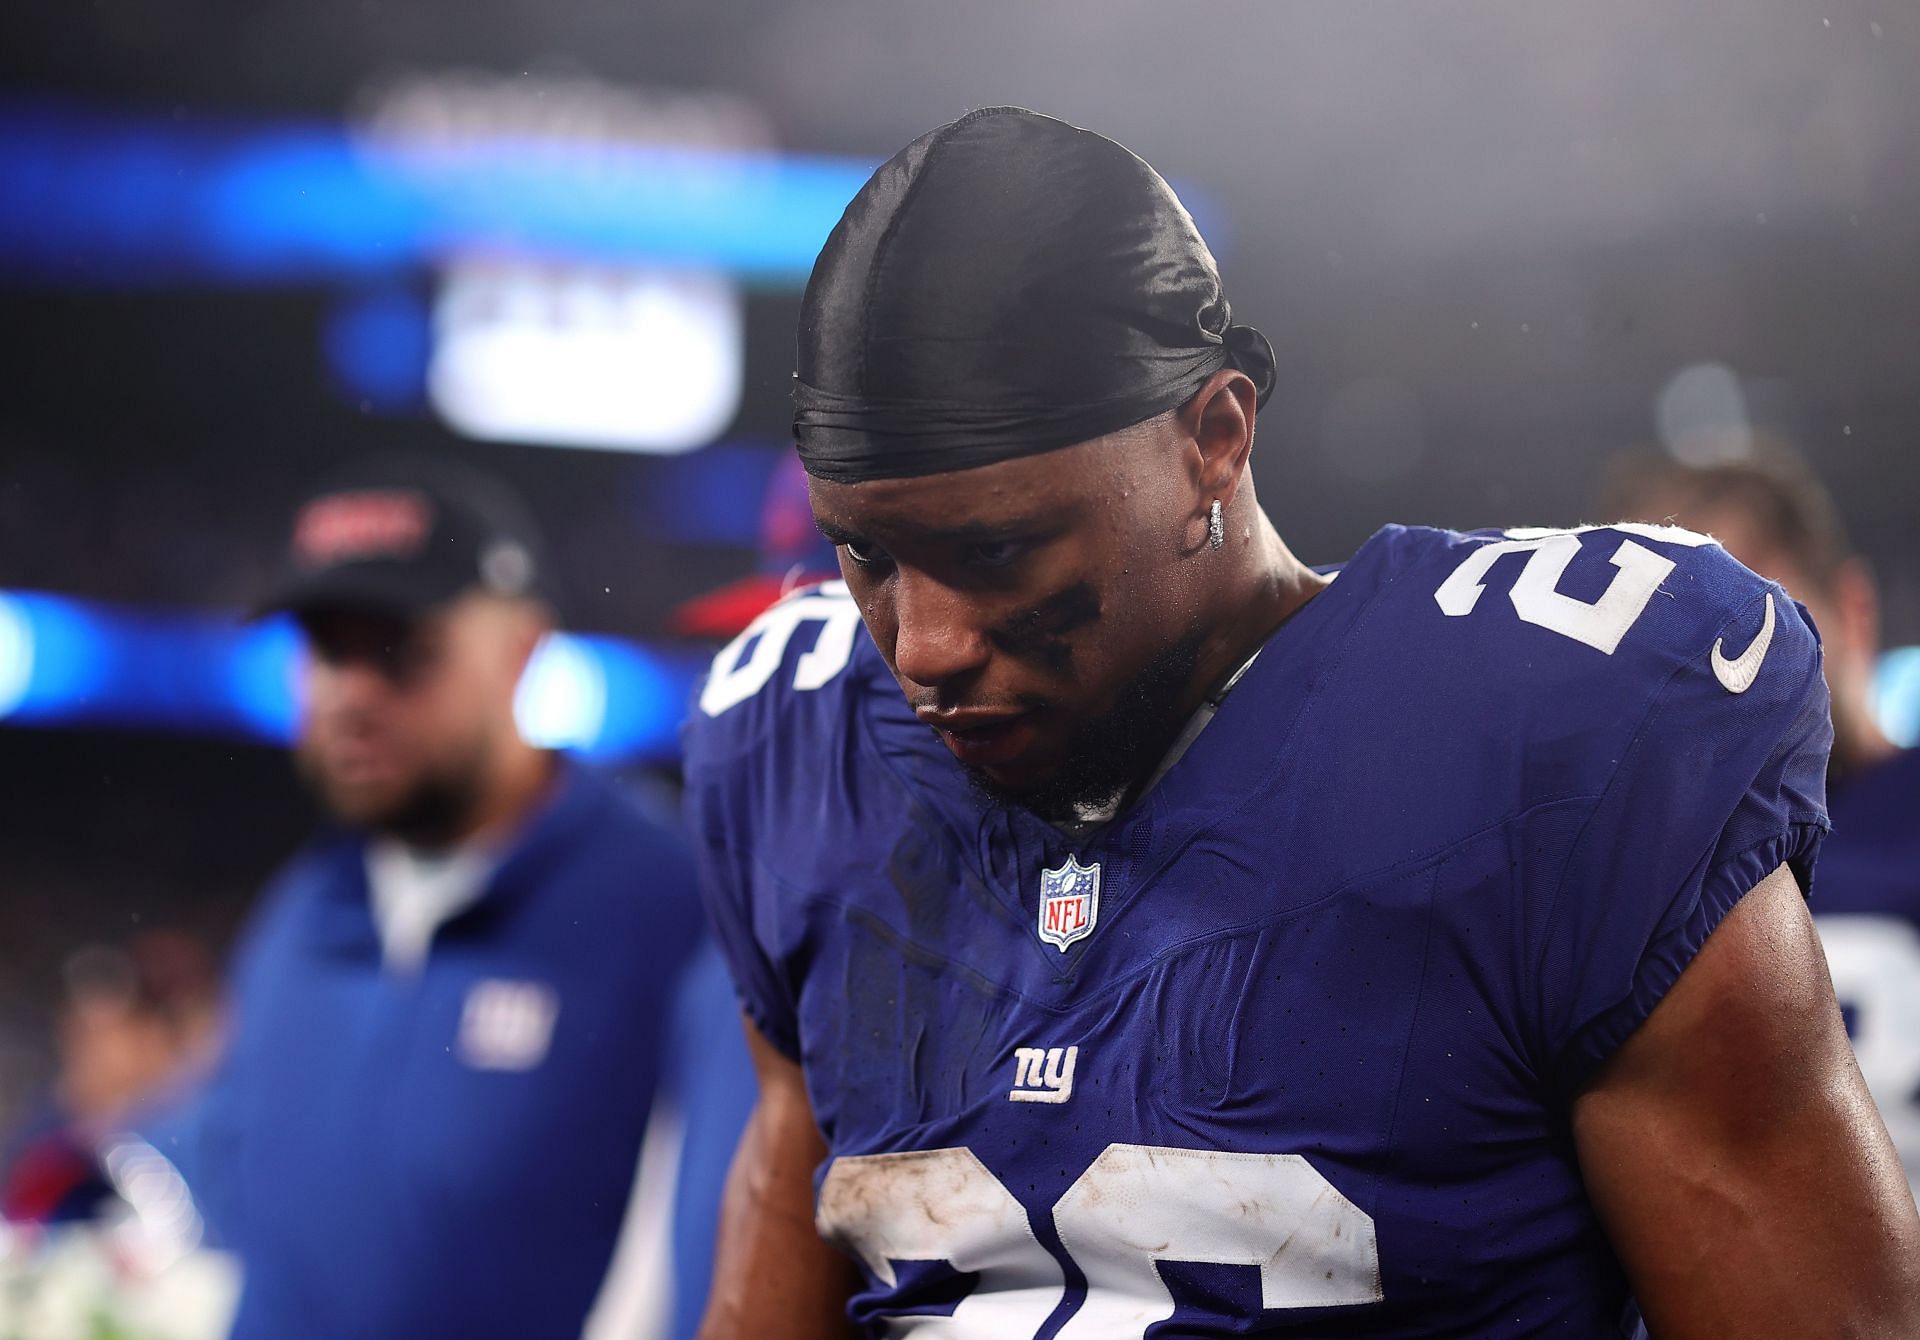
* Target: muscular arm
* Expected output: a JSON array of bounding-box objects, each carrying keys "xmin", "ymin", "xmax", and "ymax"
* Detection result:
[
  {"xmin": 696, "ymin": 1018, "xmax": 860, "ymax": 1340},
  {"xmin": 1574, "ymin": 863, "xmax": 1920, "ymax": 1337}
]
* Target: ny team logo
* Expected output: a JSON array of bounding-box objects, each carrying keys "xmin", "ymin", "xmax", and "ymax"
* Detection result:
[
  {"xmin": 1038, "ymin": 856, "xmax": 1100, "ymax": 951},
  {"xmin": 458, "ymin": 979, "xmax": 559, "ymax": 1072},
  {"xmin": 1008, "ymin": 1045, "xmax": 1079, "ymax": 1104}
]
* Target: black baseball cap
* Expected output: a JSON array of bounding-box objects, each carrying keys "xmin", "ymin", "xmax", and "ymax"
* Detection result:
[{"xmin": 256, "ymin": 457, "xmax": 556, "ymax": 620}]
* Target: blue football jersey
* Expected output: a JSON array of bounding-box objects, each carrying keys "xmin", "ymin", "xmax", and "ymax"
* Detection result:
[
  {"xmin": 684, "ymin": 523, "xmax": 1830, "ymax": 1338},
  {"xmin": 1809, "ymin": 745, "xmax": 1920, "ymax": 1196}
]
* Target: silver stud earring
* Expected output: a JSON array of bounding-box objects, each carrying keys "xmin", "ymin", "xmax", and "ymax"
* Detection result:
[{"xmin": 1208, "ymin": 498, "xmax": 1225, "ymax": 550}]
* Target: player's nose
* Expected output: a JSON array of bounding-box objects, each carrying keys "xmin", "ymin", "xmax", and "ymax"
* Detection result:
[
  {"xmin": 888, "ymin": 573, "xmax": 991, "ymax": 691},
  {"xmin": 305, "ymin": 656, "xmax": 394, "ymax": 718}
]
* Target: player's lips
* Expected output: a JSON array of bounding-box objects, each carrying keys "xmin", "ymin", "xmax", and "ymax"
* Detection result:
[
  {"xmin": 920, "ymin": 710, "xmax": 1038, "ymax": 768},
  {"xmin": 320, "ymin": 734, "xmax": 402, "ymax": 785}
]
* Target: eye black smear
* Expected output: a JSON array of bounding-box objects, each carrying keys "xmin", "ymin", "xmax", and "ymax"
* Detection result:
[{"xmin": 988, "ymin": 582, "xmax": 1101, "ymax": 674}]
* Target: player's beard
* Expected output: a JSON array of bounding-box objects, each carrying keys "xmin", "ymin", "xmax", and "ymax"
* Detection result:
[
  {"xmin": 368, "ymin": 770, "xmax": 488, "ymax": 847},
  {"xmin": 962, "ymin": 630, "xmax": 1204, "ymax": 827},
  {"xmin": 298, "ymin": 736, "xmax": 492, "ymax": 848}
]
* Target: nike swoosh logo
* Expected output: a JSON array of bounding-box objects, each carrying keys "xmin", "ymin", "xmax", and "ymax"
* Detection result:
[{"xmin": 1711, "ymin": 593, "xmax": 1775, "ymax": 694}]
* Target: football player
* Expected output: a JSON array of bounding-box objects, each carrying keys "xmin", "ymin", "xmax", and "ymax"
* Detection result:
[
  {"xmin": 1605, "ymin": 449, "xmax": 1920, "ymax": 1201},
  {"xmin": 685, "ymin": 109, "xmax": 1920, "ymax": 1337}
]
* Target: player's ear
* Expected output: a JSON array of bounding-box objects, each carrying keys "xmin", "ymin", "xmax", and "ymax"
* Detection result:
[
  {"xmin": 1184, "ymin": 368, "xmax": 1257, "ymax": 511},
  {"xmin": 489, "ymin": 596, "xmax": 551, "ymax": 687}
]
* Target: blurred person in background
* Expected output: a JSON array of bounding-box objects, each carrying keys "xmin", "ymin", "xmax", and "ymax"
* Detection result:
[
  {"xmin": 1604, "ymin": 447, "xmax": 1920, "ymax": 1196},
  {"xmin": 1, "ymin": 932, "xmax": 219, "ymax": 1224},
  {"xmin": 164, "ymin": 457, "xmax": 722, "ymax": 1339}
]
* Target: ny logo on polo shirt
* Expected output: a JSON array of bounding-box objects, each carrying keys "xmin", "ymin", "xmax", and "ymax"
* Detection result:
[{"xmin": 458, "ymin": 979, "xmax": 559, "ymax": 1071}]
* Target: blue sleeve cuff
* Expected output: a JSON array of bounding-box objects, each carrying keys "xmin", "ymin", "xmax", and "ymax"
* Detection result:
[
  {"xmin": 736, "ymin": 990, "xmax": 802, "ymax": 1063},
  {"xmin": 1553, "ymin": 818, "xmax": 1827, "ymax": 1097}
]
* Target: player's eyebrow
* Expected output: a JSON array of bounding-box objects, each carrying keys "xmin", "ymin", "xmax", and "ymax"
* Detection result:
[{"xmin": 812, "ymin": 517, "xmax": 861, "ymax": 545}]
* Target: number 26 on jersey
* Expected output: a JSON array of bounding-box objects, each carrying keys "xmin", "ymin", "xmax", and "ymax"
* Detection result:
[{"xmin": 818, "ymin": 1142, "xmax": 1381, "ymax": 1336}]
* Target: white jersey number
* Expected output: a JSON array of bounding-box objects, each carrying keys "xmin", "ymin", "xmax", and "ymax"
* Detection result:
[
  {"xmin": 697, "ymin": 582, "xmax": 862, "ymax": 716},
  {"xmin": 814, "ymin": 1148, "xmax": 1063, "ymax": 1335},
  {"xmin": 1434, "ymin": 524, "xmax": 1712, "ymax": 654},
  {"xmin": 817, "ymin": 1143, "xmax": 1380, "ymax": 1337}
]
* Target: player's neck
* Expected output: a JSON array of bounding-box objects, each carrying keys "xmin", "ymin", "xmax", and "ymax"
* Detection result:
[
  {"xmin": 1181, "ymin": 512, "xmax": 1328, "ymax": 721},
  {"xmin": 470, "ymin": 742, "xmax": 559, "ymax": 846},
  {"xmin": 1057, "ymin": 522, "xmax": 1322, "ymax": 837},
  {"xmin": 399, "ymin": 743, "xmax": 558, "ymax": 853}
]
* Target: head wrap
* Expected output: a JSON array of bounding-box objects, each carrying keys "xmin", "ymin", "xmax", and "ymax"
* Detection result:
[{"xmin": 793, "ymin": 107, "xmax": 1275, "ymax": 483}]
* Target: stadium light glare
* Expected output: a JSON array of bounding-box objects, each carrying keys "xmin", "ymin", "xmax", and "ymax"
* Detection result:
[
  {"xmin": 1874, "ymin": 645, "xmax": 1920, "ymax": 748},
  {"xmin": 0, "ymin": 594, "xmax": 33, "ymax": 720},
  {"xmin": 0, "ymin": 100, "xmax": 873, "ymax": 285},
  {"xmin": 0, "ymin": 592, "xmax": 112, "ymax": 725},
  {"xmin": 226, "ymin": 616, "xmax": 305, "ymax": 743},
  {"xmin": 515, "ymin": 633, "xmax": 610, "ymax": 752},
  {"xmin": 0, "ymin": 589, "xmax": 702, "ymax": 762}
]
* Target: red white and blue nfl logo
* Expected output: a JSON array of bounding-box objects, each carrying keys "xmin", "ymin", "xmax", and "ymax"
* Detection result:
[{"xmin": 1038, "ymin": 856, "xmax": 1100, "ymax": 951}]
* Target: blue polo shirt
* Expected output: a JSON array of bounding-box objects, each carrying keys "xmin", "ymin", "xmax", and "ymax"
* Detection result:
[{"xmin": 180, "ymin": 760, "xmax": 705, "ymax": 1340}]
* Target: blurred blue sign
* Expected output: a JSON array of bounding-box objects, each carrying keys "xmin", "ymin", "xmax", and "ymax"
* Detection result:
[
  {"xmin": 0, "ymin": 99, "xmax": 876, "ymax": 285},
  {"xmin": 0, "ymin": 590, "xmax": 706, "ymax": 764}
]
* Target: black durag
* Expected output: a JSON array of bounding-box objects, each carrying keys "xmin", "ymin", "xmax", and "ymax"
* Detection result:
[{"xmin": 793, "ymin": 107, "xmax": 1276, "ymax": 483}]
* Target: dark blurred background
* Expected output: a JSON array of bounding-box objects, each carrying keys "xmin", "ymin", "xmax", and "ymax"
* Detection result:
[{"xmin": 2, "ymin": 1, "xmax": 1917, "ymax": 1130}]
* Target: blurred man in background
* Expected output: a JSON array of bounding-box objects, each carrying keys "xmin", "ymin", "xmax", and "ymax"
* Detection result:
[
  {"xmin": 169, "ymin": 458, "xmax": 712, "ymax": 1339},
  {"xmin": 1604, "ymin": 448, "xmax": 1920, "ymax": 1196}
]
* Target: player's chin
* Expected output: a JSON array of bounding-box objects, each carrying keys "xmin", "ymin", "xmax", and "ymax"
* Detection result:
[
  {"xmin": 955, "ymin": 736, "xmax": 1074, "ymax": 798},
  {"xmin": 312, "ymin": 773, "xmax": 414, "ymax": 828}
]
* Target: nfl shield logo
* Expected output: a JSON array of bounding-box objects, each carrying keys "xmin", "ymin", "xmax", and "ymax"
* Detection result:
[{"xmin": 1038, "ymin": 856, "xmax": 1101, "ymax": 952}]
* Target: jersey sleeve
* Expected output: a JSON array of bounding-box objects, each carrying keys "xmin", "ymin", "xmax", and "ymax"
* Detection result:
[
  {"xmin": 681, "ymin": 615, "xmax": 814, "ymax": 1060},
  {"xmin": 682, "ymin": 766, "xmax": 802, "ymax": 1061},
  {"xmin": 1535, "ymin": 583, "xmax": 1832, "ymax": 1095},
  {"xmin": 680, "ymin": 581, "xmax": 869, "ymax": 1064}
]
